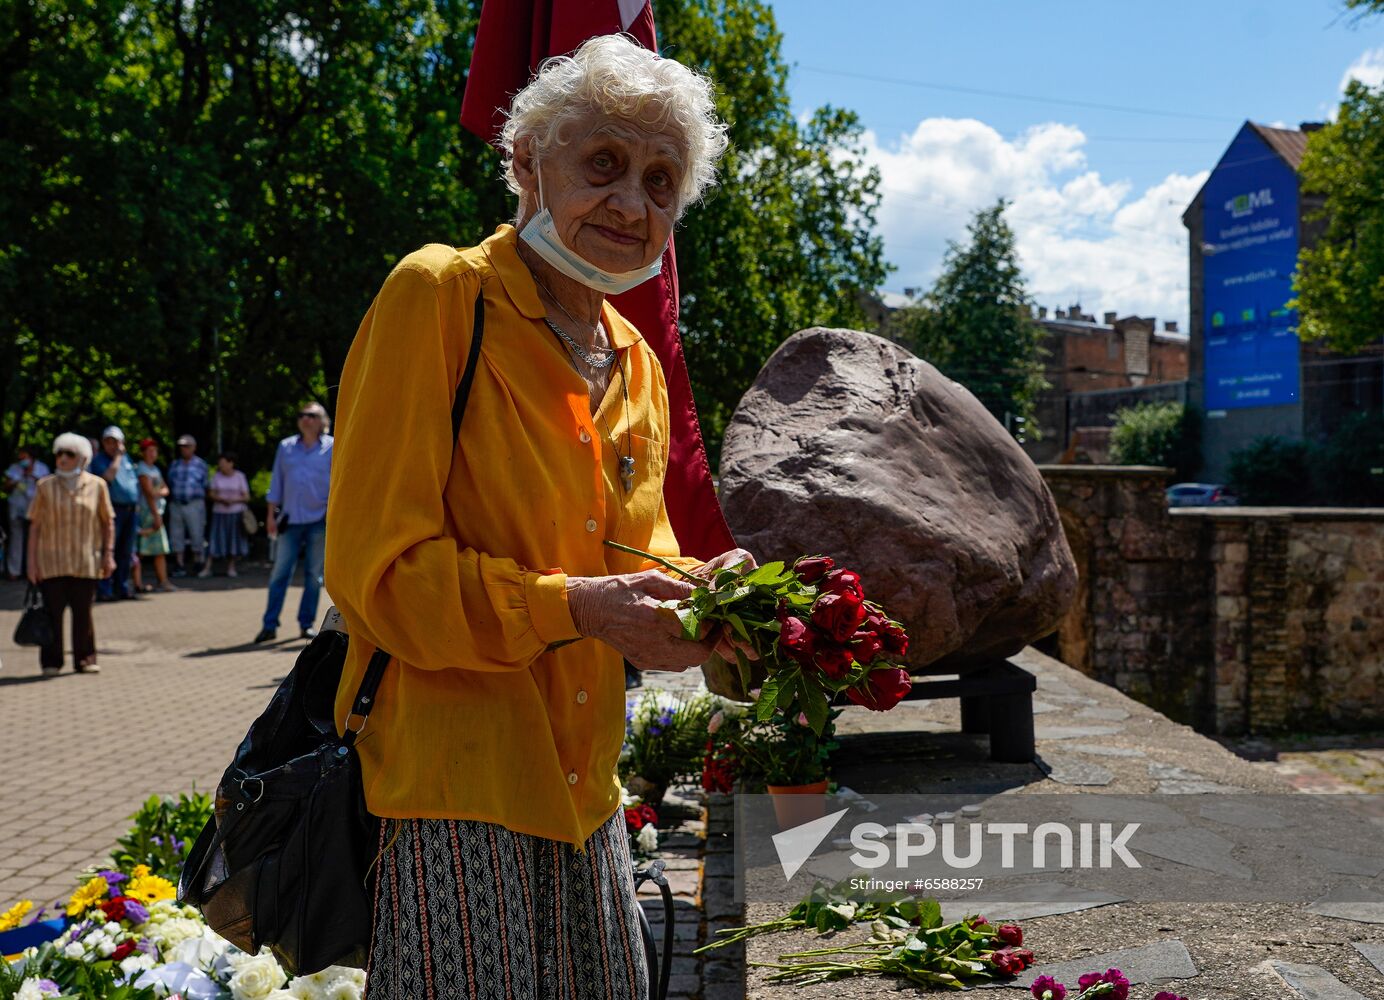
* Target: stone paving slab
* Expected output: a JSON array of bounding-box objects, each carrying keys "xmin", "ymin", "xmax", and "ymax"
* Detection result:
[
  {"xmin": 1268, "ymin": 960, "xmax": 1370, "ymax": 999},
  {"xmin": 1355, "ymin": 942, "xmax": 1384, "ymax": 976}
]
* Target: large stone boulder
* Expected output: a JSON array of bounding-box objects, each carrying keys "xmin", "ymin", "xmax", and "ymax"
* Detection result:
[{"xmin": 718, "ymin": 327, "xmax": 1077, "ymax": 670}]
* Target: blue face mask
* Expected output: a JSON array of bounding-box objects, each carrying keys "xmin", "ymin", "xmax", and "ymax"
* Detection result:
[{"xmin": 518, "ymin": 162, "xmax": 665, "ymax": 296}]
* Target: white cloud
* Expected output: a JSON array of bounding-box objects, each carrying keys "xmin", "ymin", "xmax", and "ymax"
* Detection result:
[
  {"xmin": 860, "ymin": 118, "xmax": 1207, "ymax": 326},
  {"xmin": 1340, "ymin": 46, "xmax": 1384, "ymax": 91}
]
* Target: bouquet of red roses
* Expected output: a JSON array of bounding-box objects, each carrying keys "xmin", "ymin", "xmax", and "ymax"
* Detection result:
[{"xmin": 607, "ymin": 543, "xmax": 912, "ymax": 735}]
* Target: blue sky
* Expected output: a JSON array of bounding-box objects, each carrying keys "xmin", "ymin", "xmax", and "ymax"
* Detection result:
[{"xmin": 769, "ymin": 0, "xmax": 1384, "ymax": 327}]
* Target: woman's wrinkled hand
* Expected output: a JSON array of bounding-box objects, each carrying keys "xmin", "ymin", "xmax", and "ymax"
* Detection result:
[{"xmin": 565, "ymin": 569, "xmax": 717, "ymax": 672}]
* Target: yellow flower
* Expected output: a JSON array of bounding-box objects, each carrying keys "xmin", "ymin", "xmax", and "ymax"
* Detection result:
[
  {"xmin": 125, "ymin": 873, "xmax": 176, "ymax": 905},
  {"xmin": 131, "ymin": 864, "xmax": 152, "ymax": 878},
  {"xmin": 0, "ymin": 900, "xmax": 33, "ymax": 931},
  {"xmin": 66, "ymin": 877, "xmax": 108, "ymax": 917}
]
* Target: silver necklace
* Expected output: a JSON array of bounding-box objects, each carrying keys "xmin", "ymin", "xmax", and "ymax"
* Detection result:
[
  {"xmin": 543, "ymin": 317, "xmax": 616, "ymax": 369},
  {"xmin": 545, "ymin": 324, "xmax": 636, "ymax": 492}
]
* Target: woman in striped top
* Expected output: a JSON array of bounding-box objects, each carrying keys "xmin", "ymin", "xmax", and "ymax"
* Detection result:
[{"xmin": 26, "ymin": 432, "xmax": 116, "ymax": 677}]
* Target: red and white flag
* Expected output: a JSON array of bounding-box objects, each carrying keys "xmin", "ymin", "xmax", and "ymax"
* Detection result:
[{"xmin": 460, "ymin": 0, "xmax": 736, "ymax": 562}]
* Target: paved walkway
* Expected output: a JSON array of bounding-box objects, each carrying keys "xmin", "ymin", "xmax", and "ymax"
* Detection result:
[{"xmin": 0, "ymin": 569, "xmax": 328, "ymax": 907}]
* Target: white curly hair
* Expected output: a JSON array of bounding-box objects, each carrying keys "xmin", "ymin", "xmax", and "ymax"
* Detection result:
[
  {"xmin": 52, "ymin": 431, "xmax": 93, "ymax": 468},
  {"xmin": 500, "ymin": 34, "xmax": 729, "ymax": 215}
]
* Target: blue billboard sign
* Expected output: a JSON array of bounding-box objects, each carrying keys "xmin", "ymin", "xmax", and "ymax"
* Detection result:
[{"xmin": 1201, "ymin": 124, "xmax": 1301, "ymax": 411}]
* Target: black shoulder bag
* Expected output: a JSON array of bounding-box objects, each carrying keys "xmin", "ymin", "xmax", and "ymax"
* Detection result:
[
  {"xmin": 13, "ymin": 584, "xmax": 56, "ymax": 648},
  {"xmin": 177, "ymin": 293, "xmax": 487, "ymax": 975}
]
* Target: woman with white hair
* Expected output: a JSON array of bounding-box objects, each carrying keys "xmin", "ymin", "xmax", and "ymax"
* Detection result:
[
  {"xmin": 25, "ymin": 432, "xmax": 116, "ymax": 677},
  {"xmin": 327, "ymin": 34, "xmax": 756, "ymax": 999}
]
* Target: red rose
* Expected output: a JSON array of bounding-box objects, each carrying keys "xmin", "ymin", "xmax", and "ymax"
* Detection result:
[
  {"xmin": 997, "ymin": 923, "xmax": 1023, "ymax": 947},
  {"xmin": 850, "ymin": 629, "xmax": 884, "ymax": 665},
  {"xmin": 793, "ymin": 555, "xmax": 835, "ymax": 583},
  {"xmin": 101, "ymin": 897, "xmax": 128, "ymax": 922},
  {"xmin": 1014, "ymin": 948, "xmax": 1035, "ymax": 968},
  {"xmin": 846, "ymin": 667, "xmax": 912, "ymax": 711},
  {"xmin": 778, "ymin": 616, "xmax": 817, "ymax": 665},
  {"xmin": 110, "ymin": 939, "xmax": 137, "ymax": 963},
  {"xmin": 822, "ymin": 568, "xmax": 864, "ymax": 600},
  {"xmin": 811, "ymin": 591, "xmax": 867, "ymax": 642},
  {"xmin": 967, "ymin": 915, "xmax": 988, "ymax": 929},
  {"xmin": 990, "ymin": 949, "xmax": 1022, "ymax": 974},
  {"xmin": 638, "ymin": 804, "xmax": 658, "ymax": 826},
  {"xmin": 814, "ymin": 643, "xmax": 855, "ymax": 680},
  {"xmin": 882, "ymin": 621, "xmax": 909, "ymax": 657},
  {"xmin": 624, "ymin": 807, "xmax": 645, "ymax": 832}
]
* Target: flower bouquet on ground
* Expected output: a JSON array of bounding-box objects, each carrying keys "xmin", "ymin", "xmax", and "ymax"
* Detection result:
[{"xmin": 619, "ymin": 689, "xmax": 717, "ymax": 806}]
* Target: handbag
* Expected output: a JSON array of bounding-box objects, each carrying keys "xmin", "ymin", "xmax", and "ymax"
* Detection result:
[
  {"xmin": 240, "ymin": 507, "xmax": 259, "ymax": 537},
  {"xmin": 178, "ymin": 292, "xmax": 487, "ymax": 975},
  {"xmin": 13, "ymin": 584, "xmax": 55, "ymax": 647}
]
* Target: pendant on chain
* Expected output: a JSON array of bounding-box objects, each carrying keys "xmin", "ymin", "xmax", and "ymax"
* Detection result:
[{"xmin": 620, "ymin": 455, "xmax": 636, "ymax": 492}]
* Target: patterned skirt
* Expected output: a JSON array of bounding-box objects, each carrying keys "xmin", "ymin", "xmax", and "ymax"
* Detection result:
[{"xmin": 364, "ymin": 807, "xmax": 648, "ymax": 1000}]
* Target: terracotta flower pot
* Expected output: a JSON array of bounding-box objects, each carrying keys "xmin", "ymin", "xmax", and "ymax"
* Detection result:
[{"xmin": 766, "ymin": 779, "xmax": 830, "ymax": 829}]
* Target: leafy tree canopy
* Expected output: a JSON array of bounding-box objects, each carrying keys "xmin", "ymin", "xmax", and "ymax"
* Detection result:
[
  {"xmin": 887, "ymin": 200, "xmax": 1048, "ymax": 440},
  {"xmin": 1292, "ymin": 79, "xmax": 1384, "ymax": 354}
]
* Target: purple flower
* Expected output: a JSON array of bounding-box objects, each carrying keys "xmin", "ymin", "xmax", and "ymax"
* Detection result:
[
  {"xmin": 99, "ymin": 870, "xmax": 128, "ymax": 892},
  {"xmin": 137, "ymin": 938, "xmax": 157, "ymax": 955},
  {"xmin": 1031, "ymin": 976, "xmax": 1067, "ymax": 1000},
  {"xmin": 123, "ymin": 899, "xmax": 150, "ymax": 925},
  {"xmin": 1152, "ymin": 994, "xmax": 1188, "ymax": 1000},
  {"xmin": 1077, "ymin": 969, "xmax": 1130, "ymax": 999},
  {"xmin": 38, "ymin": 981, "xmax": 59, "ymax": 997}
]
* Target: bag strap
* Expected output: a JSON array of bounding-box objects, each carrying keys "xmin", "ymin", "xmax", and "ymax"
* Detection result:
[{"xmin": 346, "ymin": 287, "xmax": 487, "ymax": 733}]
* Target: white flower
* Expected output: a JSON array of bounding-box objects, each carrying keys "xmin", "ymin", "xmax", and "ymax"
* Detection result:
[
  {"xmin": 636, "ymin": 823, "xmax": 659, "ymax": 853},
  {"xmin": 63, "ymin": 942, "xmax": 86, "ymax": 959},
  {"xmin": 120, "ymin": 953, "xmax": 156, "ymax": 978},
  {"xmin": 229, "ymin": 952, "xmax": 289, "ymax": 1000},
  {"xmin": 96, "ymin": 938, "xmax": 117, "ymax": 957},
  {"xmin": 825, "ymin": 901, "xmax": 857, "ymax": 922},
  {"xmin": 16, "ymin": 980, "xmax": 51, "ymax": 1000},
  {"xmin": 286, "ymin": 978, "xmax": 326, "ymax": 1000},
  {"xmin": 324, "ymin": 978, "xmax": 362, "ymax": 1000},
  {"xmin": 103, "ymin": 921, "xmax": 121, "ymax": 935},
  {"xmin": 149, "ymin": 916, "xmax": 206, "ymax": 955}
]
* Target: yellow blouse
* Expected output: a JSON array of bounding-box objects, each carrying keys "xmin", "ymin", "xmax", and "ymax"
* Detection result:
[{"xmin": 328, "ymin": 225, "xmax": 701, "ymax": 846}]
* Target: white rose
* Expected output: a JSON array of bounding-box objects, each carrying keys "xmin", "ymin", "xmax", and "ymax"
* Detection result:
[
  {"xmin": 97, "ymin": 938, "xmax": 117, "ymax": 957},
  {"xmin": 636, "ymin": 823, "xmax": 659, "ymax": 853},
  {"xmin": 63, "ymin": 942, "xmax": 86, "ymax": 959},
  {"xmin": 103, "ymin": 921, "xmax": 121, "ymax": 935},
  {"xmin": 229, "ymin": 953, "xmax": 289, "ymax": 1000},
  {"xmin": 120, "ymin": 953, "xmax": 156, "ymax": 978},
  {"xmin": 325, "ymin": 978, "xmax": 361, "ymax": 1000},
  {"xmin": 16, "ymin": 980, "xmax": 44, "ymax": 1000}
]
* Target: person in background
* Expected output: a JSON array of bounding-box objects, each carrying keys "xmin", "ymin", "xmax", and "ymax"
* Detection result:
[
  {"xmin": 167, "ymin": 434, "xmax": 209, "ymax": 577},
  {"xmin": 3, "ymin": 446, "xmax": 49, "ymax": 580},
  {"xmin": 204, "ymin": 451, "xmax": 250, "ymax": 578},
  {"xmin": 26, "ymin": 433, "xmax": 115, "ymax": 676},
  {"xmin": 89, "ymin": 426, "xmax": 140, "ymax": 601},
  {"xmin": 135, "ymin": 438, "xmax": 176, "ymax": 593},
  {"xmin": 254, "ymin": 402, "xmax": 332, "ymax": 642}
]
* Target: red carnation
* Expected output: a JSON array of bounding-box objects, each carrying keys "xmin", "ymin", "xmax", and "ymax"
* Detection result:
[
  {"xmin": 846, "ymin": 667, "xmax": 912, "ymax": 712},
  {"xmin": 624, "ymin": 807, "xmax": 645, "ymax": 832},
  {"xmin": 821, "ymin": 568, "xmax": 864, "ymax": 600},
  {"xmin": 814, "ymin": 643, "xmax": 855, "ymax": 680},
  {"xmin": 778, "ymin": 616, "xmax": 817, "ymax": 665},
  {"xmin": 101, "ymin": 896, "xmax": 130, "ymax": 922},
  {"xmin": 850, "ymin": 629, "xmax": 885, "ymax": 665},
  {"xmin": 793, "ymin": 555, "xmax": 835, "ymax": 583},
  {"xmin": 110, "ymin": 939, "xmax": 138, "ymax": 963},
  {"xmin": 811, "ymin": 591, "xmax": 867, "ymax": 642},
  {"xmin": 638, "ymin": 804, "xmax": 658, "ymax": 826},
  {"xmin": 997, "ymin": 923, "xmax": 1023, "ymax": 947}
]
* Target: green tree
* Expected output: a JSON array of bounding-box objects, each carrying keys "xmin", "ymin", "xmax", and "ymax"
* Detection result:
[
  {"xmin": 1291, "ymin": 79, "xmax": 1384, "ymax": 353},
  {"xmin": 655, "ymin": 0, "xmax": 890, "ymax": 466},
  {"xmin": 888, "ymin": 200, "xmax": 1048, "ymax": 439},
  {"xmin": 1109, "ymin": 401, "xmax": 1202, "ymax": 480}
]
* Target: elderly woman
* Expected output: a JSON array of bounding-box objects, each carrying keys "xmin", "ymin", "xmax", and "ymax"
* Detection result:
[
  {"xmin": 26, "ymin": 433, "xmax": 116, "ymax": 676},
  {"xmin": 327, "ymin": 34, "xmax": 755, "ymax": 1000}
]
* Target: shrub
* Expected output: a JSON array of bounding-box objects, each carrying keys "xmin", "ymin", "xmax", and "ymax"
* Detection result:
[
  {"xmin": 111, "ymin": 792, "xmax": 213, "ymax": 879},
  {"xmin": 1313, "ymin": 412, "xmax": 1384, "ymax": 506},
  {"xmin": 1109, "ymin": 401, "xmax": 1201, "ymax": 480},
  {"xmin": 1228, "ymin": 436, "xmax": 1313, "ymax": 505}
]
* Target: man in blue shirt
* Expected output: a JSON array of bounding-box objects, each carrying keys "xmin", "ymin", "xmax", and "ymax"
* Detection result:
[
  {"xmin": 89, "ymin": 426, "xmax": 142, "ymax": 600},
  {"xmin": 167, "ymin": 434, "xmax": 210, "ymax": 576},
  {"xmin": 255, "ymin": 402, "xmax": 333, "ymax": 642}
]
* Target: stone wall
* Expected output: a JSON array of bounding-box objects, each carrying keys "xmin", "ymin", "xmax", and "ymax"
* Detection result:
[{"xmin": 1041, "ymin": 465, "xmax": 1384, "ymax": 734}]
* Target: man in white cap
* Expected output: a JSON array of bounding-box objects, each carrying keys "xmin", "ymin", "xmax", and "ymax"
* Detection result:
[
  {"xmin": 88, "ymin": 425, "xmax": 141, "ymax": 600},
  {"xmin": 167, "ymin": 434, "xmax": 209, "ymax": 576}
]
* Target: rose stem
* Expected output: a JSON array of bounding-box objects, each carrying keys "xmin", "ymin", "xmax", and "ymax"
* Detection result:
[{"xmin": 603, "ymin": 539, "xmax": 711, "ymax": 585}]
